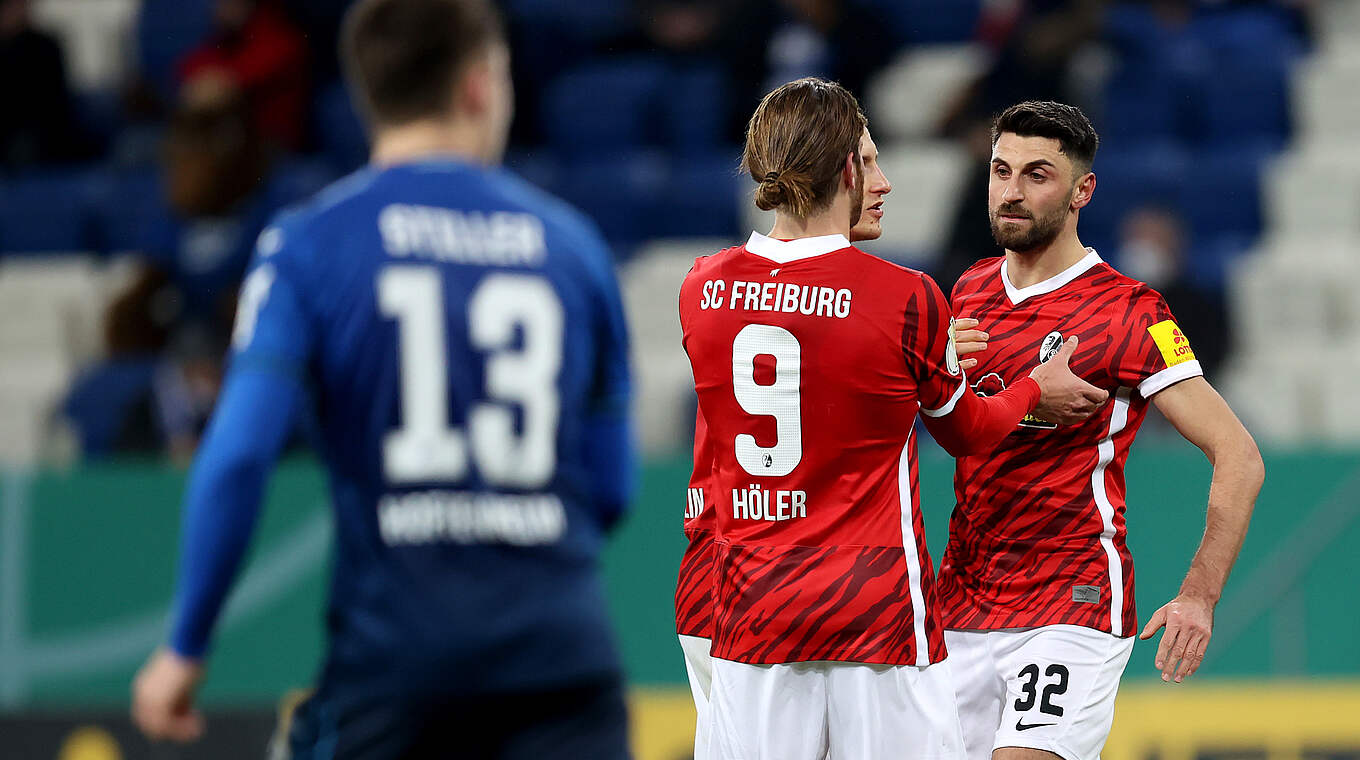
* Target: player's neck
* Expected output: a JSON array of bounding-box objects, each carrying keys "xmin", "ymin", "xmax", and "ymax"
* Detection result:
[
  {"xmin": 1004, "ymin": 230, "xmax": 1090, "ymax": 289},
  {"xmin": 768, "ymin": 203, "xmax": 852, "ymax": 241},
  {"xmin": 370, "ymin": 118, "xmax": 498, "ymax": 168}
]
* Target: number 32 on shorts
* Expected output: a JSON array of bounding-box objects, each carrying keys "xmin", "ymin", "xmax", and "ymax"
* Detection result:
[{"xmin": 1013, "ymin": 663, "xmax": 1069, "ymax": 730}]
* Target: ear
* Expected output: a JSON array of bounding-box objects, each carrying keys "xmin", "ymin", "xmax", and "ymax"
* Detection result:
[
  {"xmin": 842, "ymin": 152, "xmax": 857, "ymax": 189},
  {"xmin": 458, "ymin": 59, "xmax": 492, "ymax": 117},
  {"xmin": 1070, "ymin": 171, "xmax": 1097, "ymax": 211}
]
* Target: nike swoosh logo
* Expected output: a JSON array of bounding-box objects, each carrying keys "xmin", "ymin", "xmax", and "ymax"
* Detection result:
[{"xmin": 1015, "ymin": 720, "xmax": 1056, "ymax": 731}]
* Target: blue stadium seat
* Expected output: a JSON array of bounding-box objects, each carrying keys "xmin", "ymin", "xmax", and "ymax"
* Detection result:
[
  {"xmin": 554, "ymin": 152, "xmax": 667, "ymax": 254},
  {"xmin": 1176, "ymin": 145, "xmax": 1270, "ymax": 244},
  {"xmin": 313, "ymin": 82, "xmax": 368, "ymax": 173},
  {"xmin": 0, "ymin": 168, "xmax": 103, "ymax": 253},
  {"xmin": 651, "ymin": 153, "xmax": 743, "ymax": 240},
  {"xmin": 89, "ymin": 169, "xmax": 163, "ymax": 254},
  {"xmin": 1194, "ymin": 59, "xmax": 1290, "ymax": 150},
  {"xmin": 503, "ymin": 0, "xmax": 629, "ymax": 43},
  {"xmin": 136, "ymin": 0, "xmax": 214, "ymax": 98},
  {"xmin": 661, "ymin": 63, "xmax": 729, "ymax": 156},
  {"xmin": 884, "ymin": 0, "xmax": 983, "ymax": 43},
  {"xmin": 1082, "ymin": 142, "xmax": 1190, "ymax": 256},
  {"xmin": 542, "ymin": 59, "xmax": 668, "ymax": 156}
]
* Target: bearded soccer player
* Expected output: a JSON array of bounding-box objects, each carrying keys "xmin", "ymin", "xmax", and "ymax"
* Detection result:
[
  {"xmin": 130, "ymin": 1, "xmax": 634, "ymax": 757},
  {"xmin": 678, "ymin": 78, "xmax": 1107, "ymax": 760},
  {"xmin": 938, "ymin": 101, "xmax": 1264, "ymax": 760}
]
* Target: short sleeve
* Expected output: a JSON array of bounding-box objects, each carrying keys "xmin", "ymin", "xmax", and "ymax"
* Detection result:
[
  {"xmin": 1114, "ymin": 289, "xmax": 1204, "ymax": 398},
  {"xmin": 903, "ymin": 274, "xmax": 968, "ymax": 416},
  {"xmin": 229, "ymin": 220, "xmax": 316, "ymax": 375}
]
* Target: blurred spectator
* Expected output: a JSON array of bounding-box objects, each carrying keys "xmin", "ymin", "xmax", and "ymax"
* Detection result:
[
  {"xmin": 146, "ymin": 75, "xmax": 273, "ymax": 342},
  {"xmin": 178, "ymin": 0, "xmax": 309, "ymax": 150},
  {"xmin": 61, "ymin": 81, "xmax": 275, "ymax": 460},
  {"xmin": 0, "ymin": 0, "xmax": 96, "ymax": 168},
  {"xmin": 1115, "ymin": 205, "xmax": 1231, "ymax": 377}
]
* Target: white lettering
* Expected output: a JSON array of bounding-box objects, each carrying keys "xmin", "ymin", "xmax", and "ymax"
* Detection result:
[{"xmin": 834, "ymin": 289, "xmax": 852, "ymax": 319}]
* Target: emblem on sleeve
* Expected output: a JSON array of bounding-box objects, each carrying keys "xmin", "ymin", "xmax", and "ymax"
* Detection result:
[{"xmin": 1147, "ymin": 320, "xmax": 1195, "ymax": 367}]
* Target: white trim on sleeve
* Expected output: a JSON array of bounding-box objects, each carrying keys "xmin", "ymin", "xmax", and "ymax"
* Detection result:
[
  {"xmin": 1091, "ymin": 388, "xmax": 1132, "ymax": 636},
  {"xmin": 920, "ymin": 378, "xmax": 968, "ymax": 418},
  {"xmin": 1137, "ymin": 360, "xmax": 1203, "ymax": 399},
  {"xmin": 897, "ymin": 429, "xmax": 930, "ymax": 667}
]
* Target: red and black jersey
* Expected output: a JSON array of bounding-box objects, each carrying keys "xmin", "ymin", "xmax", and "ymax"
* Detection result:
[
  {"xmin": 678, "ymin": 231, "xmax": 981, "ymax": 667},
  {"xmin": 938, "ymin": 251, "xmax": 1203, "ymax": 637}
]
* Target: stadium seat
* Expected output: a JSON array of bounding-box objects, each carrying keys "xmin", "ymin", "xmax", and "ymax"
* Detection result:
[
  {"xmin": 1264, "ymin": 141, "xmax": 1360, "ymax": 236},
  {"xmin": 502, "ymin": 0, "xmax": 629, "ymax": 43},
  {"xmin": 0, "ymin": 168, "xmax": 102, "ymax": 254},
  {"xmin": 882, "ymin": 0, "xmax": 983, "ymax": 44},
  {"xmin": 865, "ymin": 44, "xmax": 990, "ymax": 140},
  {"xmin": 1081, "ymin": 142, "xmax": 1190, "ymax": 257},
  {"xmin": 312, "ymin": 81, "xmax": 368, "ymax": 173},
  {"xmin": 135, "ymin": 0, "xmax": 214, "ymax": 98},
  {"xmin": 1189, "ymin": 57, "xmax": 1292, "ymax": 150},
  {"xmin": 542, "ymin": 59, "xmax": 668, "ymax": 155},
  {"xmin": 89, "ymin": 168, "xmax": 164, "ymax": 254},
  {"xmin": 661, "ymin": 63, "xmax": 729, "ymax": 155},
  {"xmin": 870, "ymin": 141, "xmax": 970, "ymax": 267},
  {"xmin": 651, "ymin": 153, "xmax": 743, "ymax": 240},
  {"xmin": 1177, "ymin": 145, "xmax": 1269, "ymax": 243},
  {"xmin": 554, "ymin": 152, "xmax": 668, "ymax": 253}
]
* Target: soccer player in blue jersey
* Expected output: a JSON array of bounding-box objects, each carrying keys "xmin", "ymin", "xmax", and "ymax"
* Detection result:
[{"xmin": 130, "ymin": 0, "xmax": 635, "ymax": 756}]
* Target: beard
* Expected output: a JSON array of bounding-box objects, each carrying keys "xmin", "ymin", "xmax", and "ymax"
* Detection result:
[
  {"xmin": 847, "ymin": 161, "xmax": 865, "ymax": 229},
  {"xmin": 989, "ymin": 199, "xmax": 1067, "ymax": 252}
]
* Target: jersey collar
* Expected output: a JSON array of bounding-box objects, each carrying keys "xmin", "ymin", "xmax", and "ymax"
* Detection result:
[
  {"xmin": 1001, "ymin": 248, "xmax": 1103, "ymax": 305},
  {"xmin": 744, "ymin": 231, "xmax": 851, "ymax": 264}
]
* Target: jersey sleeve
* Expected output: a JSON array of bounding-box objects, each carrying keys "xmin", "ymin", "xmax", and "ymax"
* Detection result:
[
  {"xmin": 902, "ymin": 274, "xmax": 969, "ymax": 415},
  {"xmin": 229, "ymin": 221, "xmax": 316, "ymax": 376},
  {"xmin": 168, "ymin": 219, "xmax": 315, "ymax": 659},
  {"xmin": 1114, "ymin": 289, "xmax": 1204, "ymax": 398}
]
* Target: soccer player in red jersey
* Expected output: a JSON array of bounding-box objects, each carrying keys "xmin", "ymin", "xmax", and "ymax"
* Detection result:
[
  {"xmin": 672, "ymin": 126, "xmax": 927, "ymax": 758},
  {"xmin": 678, "ymin": 79, "xmax": 1107, "ymax": 760},
  {"xmin": 937, "ymin": 101, "xmax": 1265, "ymax": 760}
]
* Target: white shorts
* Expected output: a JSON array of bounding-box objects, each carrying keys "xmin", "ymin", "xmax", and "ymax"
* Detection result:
[
  {"xmin": 945, "ymin": 626, "xmax": 1135, "ymax": 760},
  {"xmin": 679, "ymin": 634, "xmax": 714, "ymax": 760},
  {"xmin": 707, "ymin": 656, "xmax": 965, "ymax": 760}
]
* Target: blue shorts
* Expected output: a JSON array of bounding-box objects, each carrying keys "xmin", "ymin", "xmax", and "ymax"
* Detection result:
[{"xmin": 286, "ymin": 676, "xmax": 630, "ymax": 760}]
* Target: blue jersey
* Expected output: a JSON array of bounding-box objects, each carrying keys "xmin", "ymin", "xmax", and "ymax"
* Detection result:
[{"xmin": 169, "ymin": 158, "xmax": 633, "ymax": 699}]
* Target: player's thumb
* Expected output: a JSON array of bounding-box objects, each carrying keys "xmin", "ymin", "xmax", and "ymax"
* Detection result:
[
  {"xmin": 1140, "ymin": 606, "xmax": 1168, "ymax": 639},
  {"xmin": 1054, "ymin": 335, "xmax": 1079, "ymax": 365}
]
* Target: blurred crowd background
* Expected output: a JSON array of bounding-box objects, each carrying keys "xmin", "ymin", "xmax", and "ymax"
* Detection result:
[
  {"xmin": 1, "ymin": 1, "xmax": 1359, "ymax": 758},
  {"xmin": 0, "ymin": 0, "xmax": 1352, "ymax": 464}
]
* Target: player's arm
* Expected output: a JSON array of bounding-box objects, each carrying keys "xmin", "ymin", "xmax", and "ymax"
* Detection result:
[
  {"xmin": 911, "ymin": 277, "xmax": 1105, "ymax": 456},
  {"xmin": 133, "ymin": 233, "xmax": 314, "ymax": 742},
  {"xmin": 1138, "ymin": 376, "xmax": 1263, "ymax": 683}
]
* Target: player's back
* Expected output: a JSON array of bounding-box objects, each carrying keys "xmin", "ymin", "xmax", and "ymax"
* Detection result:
[
  {"xmin": 679, "ymin": 233, "xmax": 960, "ymax": 667},
  {"xmin": 256, "ymin": 158, "xmax": 628, "ymax": 698}
]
